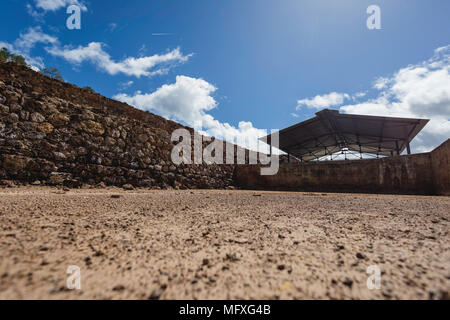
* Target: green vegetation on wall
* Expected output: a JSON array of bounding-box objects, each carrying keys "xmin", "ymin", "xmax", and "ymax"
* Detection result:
[{"xmin": 0, "ymin": 47, "xmax": 28, "ymax": 67}]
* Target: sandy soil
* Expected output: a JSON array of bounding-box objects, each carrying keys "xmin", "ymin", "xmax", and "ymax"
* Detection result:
[{"xmin": 0, "ymin": 187, "xmax": 449, "ymax": 300}]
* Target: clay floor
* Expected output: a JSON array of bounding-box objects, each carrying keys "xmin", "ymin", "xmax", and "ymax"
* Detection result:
[{"xmin": 0, "ymin": 187, "xmax": 449, "ymax": 300}]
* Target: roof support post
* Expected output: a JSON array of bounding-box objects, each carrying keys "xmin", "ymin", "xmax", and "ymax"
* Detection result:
[{"xmin": 259, "ymin": 110, "xmax": 428, "ymax": 161}]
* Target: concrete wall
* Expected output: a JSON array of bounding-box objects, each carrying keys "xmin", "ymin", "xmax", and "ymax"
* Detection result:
[
  {"xmin": 235, "ymin": 140, "xmax": 450, "ymax": 195},
  {"xmin": 431, "ymin": 139, "xmax": 450, "ymax": 196}
]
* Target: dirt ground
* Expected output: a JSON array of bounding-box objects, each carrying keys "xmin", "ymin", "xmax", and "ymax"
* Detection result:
[{"xmin": 0, "ymin": 187, "xmax": 449, "ymax": 300}]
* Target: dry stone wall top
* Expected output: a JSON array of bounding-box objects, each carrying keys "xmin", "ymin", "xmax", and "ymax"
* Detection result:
[{"xmin": 0, "ymin": 62, "xmax": 235, "ymax": 189}]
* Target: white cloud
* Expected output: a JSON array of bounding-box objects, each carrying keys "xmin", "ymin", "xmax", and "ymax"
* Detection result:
[
  {"xmin": 108, "ymin": 23, "xmax": 118, "ymax": 32},
  {"xmin": 293, "ymin": 46, "xmax": 450, "ymax": 153},
  {"xmin": 0, "ymin": 27, "xmax": 58, "ymax": 70},
  {"xmin": 114, "ymin": 75, "xmax": 217, "ymax": 127},
  {"xmin": 352, "ymin": 91, "xmax": 367, "ymax": 100},
  {"xmin": 114, "ymin": 76, "xmax": 269, "ymax": 152},
  {"xmin": 373, "ymin": 77, "xmax": 390, "ymax": 90},
  {"xmin": 296, "ymin": 91, "xmax": 367, "ymax": 110},
  {"xmin": 33, "ymin": 0, "xmax": 87, "ymax": 12},
  {"xmin": 46, "ymin": 43, "xmax": 192, "ymax": 78},
  {"xmin": 26, "ymin": 4, "xmax": 44, "ymax": 20},
  {"xmin": 200, "ymin": 114, "xmax": 270, "ymax": 152},
  {"xmin": 296, "ymin": 92, "xmax": 350, "ymax": 110},
  {"xmin": 340, "ymin": 45, "xmax": 450, "ymax": 153},
  {"xmin": 118, "ymin": 80, "xmax": 134, "ymax": 90},
  {"xmin": 1, "ymin": 27, "xmax": 189, "ymax": 77},
  {"xmin": 15, "ymin": 27, "xmax": 58, "ymax": 51}
]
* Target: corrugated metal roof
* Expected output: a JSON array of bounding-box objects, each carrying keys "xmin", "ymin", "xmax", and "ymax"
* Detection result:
[{"xmin": 260, "ymin": 109, "xmax": 429, "ymax": 161}]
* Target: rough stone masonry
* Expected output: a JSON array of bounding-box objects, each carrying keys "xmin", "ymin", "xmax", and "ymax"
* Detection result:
[
  {"xmin": 0, "ymin": 62, "xmax": 237, "ymax": 189},
  {"xmin": 0, "ymin": 62, "xmax": 448, "ymax": 195}
]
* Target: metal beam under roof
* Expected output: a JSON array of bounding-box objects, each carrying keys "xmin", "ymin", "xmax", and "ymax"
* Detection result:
[{"xmin": 260, "ymin": 109, "xmax": 429, "ymax": 161}]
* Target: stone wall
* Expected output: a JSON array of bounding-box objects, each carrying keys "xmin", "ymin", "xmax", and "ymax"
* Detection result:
[
  {"xmin": 0, "ymin": 62, "xmax": 236, "ymax": 189},
  {"xmin": 1, "ymin": 62, "xmax": 448, "ymax": 194},
  {"xmin": 235, "ymin": 140, "xmax": 450, "ymax": 195}
]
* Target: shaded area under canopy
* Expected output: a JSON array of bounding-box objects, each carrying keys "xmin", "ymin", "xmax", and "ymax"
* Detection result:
[{"xmin": 261, "ymin": 109, "xmax": 429, "ymax": 161}]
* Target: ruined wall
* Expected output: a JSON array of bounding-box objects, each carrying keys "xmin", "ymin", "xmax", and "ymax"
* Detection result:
[
  {"xmin": 0, "ymin": 63, "xmax": 235, "ymax": 189},
  {"xmin": 235, "ymin": 146, "xmax": 449, "ymax": 195},
  {"xmin": 431, "ymin": 139, "xmax": 450, "ymax": 196}
]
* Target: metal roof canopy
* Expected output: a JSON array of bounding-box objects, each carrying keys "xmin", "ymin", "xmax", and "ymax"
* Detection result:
[{"xmin": 261, "ymin": 109, "xmax": 429, "ymax": 161}]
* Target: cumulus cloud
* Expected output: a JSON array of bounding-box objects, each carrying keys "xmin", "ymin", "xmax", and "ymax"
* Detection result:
[
  {"xmin": 33, "ymin": 0, "xmax": 87, "ymax": 12},
  {"xmin": 296, "ymin": 92, "xmax": 350, "ymax": 110},
  {"xmin": 115, "ymin": 76, "xmax": 217, "ymax": 126},
  {"xmin": 46, "ymin": 43, "xmax": 192, "ymax": 78},
  {"xmin": 0, "ymin": 27, "xmax": 58, "ymax": 70},
  {"xmin": 114, "ymin": 76, "xmax": 270, "ymax": 152},
  {"xmin": 340, "ymin": 45, "xmax": 450, "ymax": 153},
  {"xmin": 295, "ymin": 91, "xmax": 369, "ymax": 112},
  {"xmin": 373, "ymin": 77, "xmax": 390, "ymax": 90},
  {"xmin": 1, "ymin": 27, "xmax": 190, "ymax": 77},
  {"xmin": 293, "ymin": 45, "xmax": 449, "ymax": 154}
]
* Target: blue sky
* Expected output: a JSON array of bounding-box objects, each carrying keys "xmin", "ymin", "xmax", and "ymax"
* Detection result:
[{"xmin": 1, "ymin": 0, "xmax": 449, "ymax": 153}]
